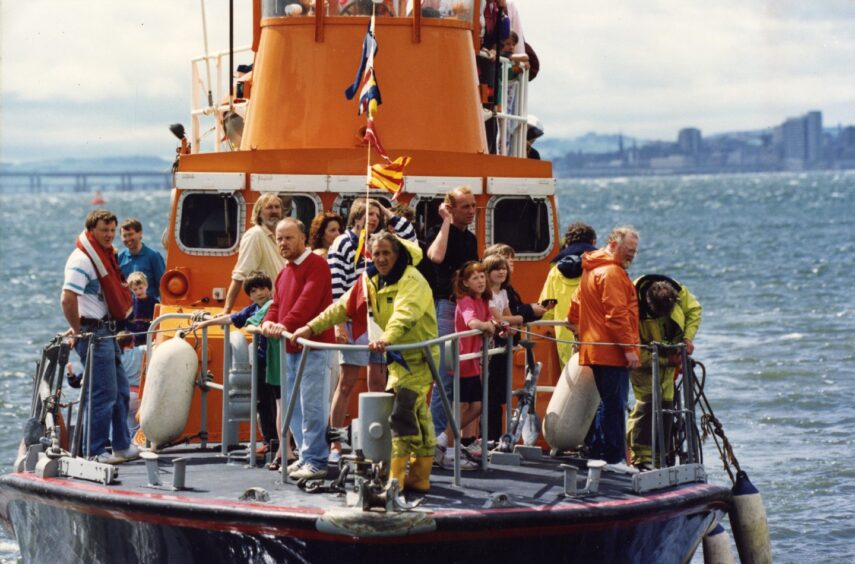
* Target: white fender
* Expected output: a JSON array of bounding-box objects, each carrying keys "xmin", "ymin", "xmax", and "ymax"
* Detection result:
[
  {"xmin": 139, "ymin": 336, "xmax": 199, "ymax": 449},
  {"xmin": 702, "ymin": 523, "xmax": 735, "ymax": 564},
  {"xmin": 542, "ymin": 353, "xmax": 600, "ymax": 450},
  {"xmin": 729, "ymin": 471, "xmax": 772, "ymax": 564}
]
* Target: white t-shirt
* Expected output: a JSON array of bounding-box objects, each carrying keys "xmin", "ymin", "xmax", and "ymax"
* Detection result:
[
  {"xmin": 63, "ymin": 248, "xmax": 108, "ymax": 319},
  {"xmin": 490, "ymin": 288, "xmax": 509, "ymax": 315}
]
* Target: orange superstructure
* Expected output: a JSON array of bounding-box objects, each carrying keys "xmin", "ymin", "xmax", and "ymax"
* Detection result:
[{"xmin": 152, "ymin": 1, "xmax": 561, "ymax": 444}]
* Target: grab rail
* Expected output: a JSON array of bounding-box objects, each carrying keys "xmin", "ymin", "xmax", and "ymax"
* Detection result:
[{"xmin": 278, "ymin": 328, "xmax": 512, "ymax": 486}]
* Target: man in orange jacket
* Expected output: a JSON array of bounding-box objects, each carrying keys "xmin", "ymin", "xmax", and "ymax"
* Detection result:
[{"xmin": 568, "ymin": 226, "xmax": 640, "ymax": 466}]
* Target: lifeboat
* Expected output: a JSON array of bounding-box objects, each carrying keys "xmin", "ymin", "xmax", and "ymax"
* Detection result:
[{"xmin": 0, "ymin": 3, "xmax": 749, "ymax": 563}]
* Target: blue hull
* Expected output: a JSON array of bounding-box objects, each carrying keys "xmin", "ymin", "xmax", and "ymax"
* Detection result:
[{"xmin": 0, "ymin": 472, "xmax": 729, "ymax": 564}]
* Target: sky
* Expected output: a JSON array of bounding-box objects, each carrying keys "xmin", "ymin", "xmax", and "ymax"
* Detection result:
[{"xmin": 1, "ymin": 0, "xmax": 854, "ymax": 163}]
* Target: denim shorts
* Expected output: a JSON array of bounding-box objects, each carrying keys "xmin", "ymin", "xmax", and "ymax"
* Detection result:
[{"xmin": 339, "ymin": 322, "xmax": 386, "ymax": 366}]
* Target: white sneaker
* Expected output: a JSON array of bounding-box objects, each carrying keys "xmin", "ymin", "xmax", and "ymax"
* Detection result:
[
  {"xmin": 290, "ymin": 463, "xmax": 327, "ymax": 480},
  {"xmin": 112, "ymin": 445, "xmax": 141, "ymax": 463},
  {"xmin": 91, "ymin": 452, "xmax": 120, "ymax": 465},
  {"xmin": 604, "ymin": 462, "xmax": 639, "ymax": 475},
  {"xmin": 286, "ymin": 459, "xmax": 303, "ymax": 474},
  {"xmin": 433, "ymin": 445, "xmax": 447, "ymax": 467},
  {"xmin": 91, "ymin": 445, "xmax": 140, "ymax": 465},
  {"xmin": 441, "ymin": 452, "xmax": 479, "ymax": 471},
  {"xmin": 463, "ymin": 439, "xmax": 483, "ymax": 459}
]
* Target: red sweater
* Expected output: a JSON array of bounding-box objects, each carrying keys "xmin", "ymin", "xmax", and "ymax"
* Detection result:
[{"xmin": 264, "ymin": 251, "xmax": 335, "ymax": 353}]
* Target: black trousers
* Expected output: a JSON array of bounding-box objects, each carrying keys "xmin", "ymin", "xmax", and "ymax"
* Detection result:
[{"xmin": 256, "ymin": 359, "xmax": 278, "ymax": 444}]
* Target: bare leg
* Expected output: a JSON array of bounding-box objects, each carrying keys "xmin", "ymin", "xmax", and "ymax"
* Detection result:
[
  {"xmin": 444, "ymin": 402, "xmax": 482, "ymax": 447},
  {"xmin": 367, "ymin": 362, "xmax": 387, "ymax": 392},
  {"xmin": 329, "ymin": 364, "xmax": 361, "ymax": 452}
]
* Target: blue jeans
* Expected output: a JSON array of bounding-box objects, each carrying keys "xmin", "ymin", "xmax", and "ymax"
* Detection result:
[
  {"xmin": 429, "ymin": 298, "xmax": 456, "ymax": 436},
  {"xmin": 590, "ymin": 365, "xmax": 629, "ymax": 464},
  {"xmin": 75, "ymin": 328, "xmax": 131, "ymax": 456},
  {"xmin": 283, "ymin": 349, "xmax": 331, "ymax": 468}
]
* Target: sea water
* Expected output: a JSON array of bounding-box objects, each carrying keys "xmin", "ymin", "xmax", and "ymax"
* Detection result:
[{"xmin": 0, "ymin": 172, "xmax": 853, "ymax": 562}]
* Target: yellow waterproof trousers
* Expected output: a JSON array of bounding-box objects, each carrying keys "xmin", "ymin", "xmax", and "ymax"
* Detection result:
[{"xmin": 627, "ymin": 365, "xmax": 675, "ymax": 466}]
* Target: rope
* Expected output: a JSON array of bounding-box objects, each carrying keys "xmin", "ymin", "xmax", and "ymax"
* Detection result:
[
  {"xmin": 513, "ymin": 326, "xmax": 652, "ymax": 350},
  {"xmin": 69, "ymin": 323, "xmax": 197, "ymax": 343},
  {"xmin": 691, "ymin": 360, "xmax": 741, "ymax": 483}
]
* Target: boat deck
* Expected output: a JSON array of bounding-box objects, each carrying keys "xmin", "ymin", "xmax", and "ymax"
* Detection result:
[{"xmin": 78, "ymin": 444, "xmax": 713, "ymax": 514}]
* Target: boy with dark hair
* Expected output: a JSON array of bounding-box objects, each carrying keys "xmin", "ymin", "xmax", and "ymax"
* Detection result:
[{"xmin": 193, "ymin": 271, "xmax": 279, "ymax": 456}]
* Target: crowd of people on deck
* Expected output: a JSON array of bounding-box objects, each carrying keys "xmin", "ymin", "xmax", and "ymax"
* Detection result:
[{"xmin": 60, "ymin": 185, "xmax": 702, "ymax": 491}]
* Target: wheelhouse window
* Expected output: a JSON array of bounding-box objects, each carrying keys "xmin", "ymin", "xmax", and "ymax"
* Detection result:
[
  {"xmin": 487, "ymin": 196, "xmax": 553, "ymax": 258},
  {"xmin": 280, "ymin": 194, "xmax": 322, "ymax": 229},
  {"xmin": 176, "ymin": 192, "xmax": 244, "ymax": 254},
  {"xmin": 412, "ymin": 196, "xmax": 444, "ymax": 243}
]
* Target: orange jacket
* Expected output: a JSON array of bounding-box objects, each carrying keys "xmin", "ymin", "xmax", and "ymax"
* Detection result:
[{"xmin": 567, "ymin": 249, "xmax": 639, "ymax": 367}]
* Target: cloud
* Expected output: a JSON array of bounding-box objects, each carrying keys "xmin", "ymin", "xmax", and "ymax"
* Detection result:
[
  {"xmin": 1, "ymin": 0, "xmax": 854, "ymax": 161},
  {"xmin": 518, "ymin": 0, "xmax": 855, "ymax": 138}
]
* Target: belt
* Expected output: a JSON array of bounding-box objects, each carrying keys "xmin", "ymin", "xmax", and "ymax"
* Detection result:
[{"xmin": 80, "ymin": 317, "xmax": 116, "ymax": 331}]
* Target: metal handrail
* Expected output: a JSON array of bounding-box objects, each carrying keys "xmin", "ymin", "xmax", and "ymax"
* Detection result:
[{"xmin": 278, "ymin": 328, "xmax": 513, "ymax": 487}]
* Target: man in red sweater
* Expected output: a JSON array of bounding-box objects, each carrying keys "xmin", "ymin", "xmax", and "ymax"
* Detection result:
[
  {"xmin": 568, "ymin": 225, "xmax": 640, "ymax": 469},
  {"xmin": 262, "ymin": 218, "xmax": 335, "ymax": 480}
]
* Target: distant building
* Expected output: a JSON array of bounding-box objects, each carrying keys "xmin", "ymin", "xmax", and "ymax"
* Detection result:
[
  {"xmin": 678, "ymin": 128, "xmax": 702, "ymax": 157},
  {"xmin": 805, "ymin": 111, "xmax": 822, "ymax": 163},
  {"xmin": 781, "ymin": 110, "xmax": 823, "ymax": 168}
]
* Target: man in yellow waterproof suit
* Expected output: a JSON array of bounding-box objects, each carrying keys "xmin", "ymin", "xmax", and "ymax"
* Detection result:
[
  {"xmin": 628, "ymin": 274, "xmax": 702, "ymax": 470},
  {"xmin": 293, "ymin": 232, "xmax": 438, "ymax": 492}
]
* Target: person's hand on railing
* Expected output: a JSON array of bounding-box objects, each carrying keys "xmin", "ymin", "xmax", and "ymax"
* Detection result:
[
  {"xmin": 290, "ymin": 325, "xmax": 313, "ymax": 345},
  {"xmin": 334, "ymin": 323, "xmax": 349, "ymax": 344},
  {"xmin": 625, "ymin": 350, "xmax": 640, "ymax": 369},
  {"xmin": 368, "ymin": 339, "xmax": 389, "ymax": 353},
  {"xmin": 261, "ymin": 321, "xmax": 286, "ymax": 339}
]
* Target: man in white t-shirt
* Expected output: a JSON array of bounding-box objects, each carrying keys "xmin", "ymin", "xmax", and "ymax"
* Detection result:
[{"xmin": 61, "ymin": 209, "xmax": 139, "ymax": 464}]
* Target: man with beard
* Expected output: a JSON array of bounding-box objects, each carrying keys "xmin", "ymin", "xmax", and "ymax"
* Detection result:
[
  {"xmin": 568, "ymin": 226, "xmax": 640, "ymax": 470},
  {"xmin": 223, "ymin": 193, "xmax": 290, "ymax": 313}
]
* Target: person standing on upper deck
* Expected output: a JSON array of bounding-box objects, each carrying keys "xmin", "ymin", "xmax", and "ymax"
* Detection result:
[
  {"xmin": 118, "ymin": 218, "xmax": 165, "ymax": 301},
  {"xmin": 426, "ymin": 186, "xmax": 479, "ymax": 442},
  {"xmin": 568, "ymin": 226, "xmax": 641, "ymax": 468},
  {"xmin": 261, "ymin": 218, "xmax": 335, "ymax": 481}
]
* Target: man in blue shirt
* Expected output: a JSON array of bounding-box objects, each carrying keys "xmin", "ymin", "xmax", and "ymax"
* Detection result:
[{"xmin": 118, "ymin": 218, "xmax": 165, "ymax": 300}]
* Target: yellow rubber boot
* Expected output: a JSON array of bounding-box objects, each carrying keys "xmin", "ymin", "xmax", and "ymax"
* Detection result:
[
  {"xmin": 406, "ymin": 456, "xmax": 433, "ymax": 493},
  {"xmin": 388, "ymin": 456, "xmax": 409, "ymax": 490}
]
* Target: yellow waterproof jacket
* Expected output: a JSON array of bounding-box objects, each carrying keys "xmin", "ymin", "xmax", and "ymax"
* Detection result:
[
  {"xmin": 307, "ymin": 238, "xmax": 438, "ymax": 374},
  {"xmin": 538, "ymin": 264, "xmax": 582, "ymax": 366},
  {"xmin": 634, "ymin": 275, "xmax": 702, "ymax": 368}
]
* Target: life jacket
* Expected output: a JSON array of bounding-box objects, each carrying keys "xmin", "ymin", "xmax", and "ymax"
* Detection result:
[{"xmin": 76, "ymin": 230, "xmax": 133, "ymax": 320}]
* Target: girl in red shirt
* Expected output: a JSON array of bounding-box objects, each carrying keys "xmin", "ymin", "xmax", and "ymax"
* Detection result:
[{"xmin": 437, "ymin": 261, "xmax": 496, "ymax": 470}]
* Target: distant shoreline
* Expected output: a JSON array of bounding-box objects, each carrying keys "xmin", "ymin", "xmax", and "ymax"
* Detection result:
[{"xmin": 2, "ymin": 167, "xmax": 853, "ymax": 195}]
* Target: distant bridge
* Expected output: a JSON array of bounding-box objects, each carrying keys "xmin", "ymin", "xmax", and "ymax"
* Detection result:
[{"xmin": 0, "ymin": 171, "xmax": 172, "ymax": 193}]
